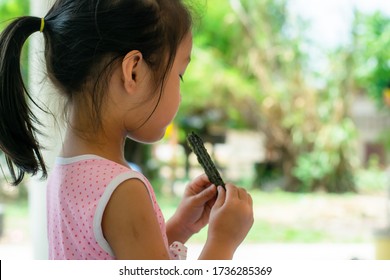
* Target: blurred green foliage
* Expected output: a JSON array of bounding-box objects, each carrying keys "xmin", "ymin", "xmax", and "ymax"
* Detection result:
[
  {"xmin": 356, "ymin": 156, "xmax": 389, "ymax": 193},
  {"xmin": 0, "ymin": 0, "xmax": 29, "ymax": 77},
  {"xmin": 353, "ymin": 11, "xmax": 390, "ymax": 107},
  {"xmin": 0, "ymin": 0, "xmax": 388, "ymax": 194},
  {"xmin": 180, "ymin": 0, "xmax": 364, "ymax": 193},
  {"xmin": 0, "ymin": 0, "xmax": 26, "ymax": 15}
]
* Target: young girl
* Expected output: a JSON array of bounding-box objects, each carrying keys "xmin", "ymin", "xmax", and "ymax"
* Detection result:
[{"xmin": 0, "ymin": 0, "xmax": 253, "ymax": 260}]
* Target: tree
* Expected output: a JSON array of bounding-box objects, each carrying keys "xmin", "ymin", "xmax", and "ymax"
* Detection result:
[
  {"xmin": 178, "ymin": 0, "xmax": 358, "ymax": 192},
  {"xmin": 353, "ymin": 11, "xmax": 390, "ymax": 108}
]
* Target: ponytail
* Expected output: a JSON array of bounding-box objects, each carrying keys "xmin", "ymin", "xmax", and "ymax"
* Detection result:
[{"xmin": 0, "ymin": 16, "xmax": 47, "ymax": 185}]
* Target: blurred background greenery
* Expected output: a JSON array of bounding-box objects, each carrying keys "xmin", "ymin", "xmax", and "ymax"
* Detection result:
[{"xmin": 0, "ymin": 0, "xmax": 389, "ymax": 248}]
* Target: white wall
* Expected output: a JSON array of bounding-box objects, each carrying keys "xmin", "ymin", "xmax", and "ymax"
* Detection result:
[{"xmin": 28, "ymin": 0, "xmax": 59, "ymax": 260}]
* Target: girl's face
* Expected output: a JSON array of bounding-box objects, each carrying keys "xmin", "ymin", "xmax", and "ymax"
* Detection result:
[{"xmin": 127, "ymin": 33, "xmax": 193, "ymax": 143}]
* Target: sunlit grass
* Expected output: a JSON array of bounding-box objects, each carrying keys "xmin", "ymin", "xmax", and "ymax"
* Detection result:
[{"xmin": 159, "ymin": 188, "xmax": 383, "ymax": 244}]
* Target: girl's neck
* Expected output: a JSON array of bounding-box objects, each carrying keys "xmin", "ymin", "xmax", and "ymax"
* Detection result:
[
  {"xmin": 60, "ymin": 113, "xmax": 128, "ymax": 167},
  {"xmin": 61, "ymin": 128, "xmax": 128, "ymax": 167},
  {"xmin": 62, "ymin": 128, "xmax": 123, "ymax": 162}
]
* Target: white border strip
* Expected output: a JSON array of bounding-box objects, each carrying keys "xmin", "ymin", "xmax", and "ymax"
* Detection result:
[{"xmin": 55, "ymin": 154, "xmax": 103, "ymax": 165}]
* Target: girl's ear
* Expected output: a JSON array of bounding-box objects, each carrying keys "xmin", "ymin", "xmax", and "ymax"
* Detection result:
[{"xmin": 122, "ymin": 50, "xmax": 143, "ymax": 94}]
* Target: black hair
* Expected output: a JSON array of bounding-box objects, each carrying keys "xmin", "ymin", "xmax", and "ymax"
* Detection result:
[{"xmin": 0, "ymin": 0, "xmax": 192, "ymax": 185}]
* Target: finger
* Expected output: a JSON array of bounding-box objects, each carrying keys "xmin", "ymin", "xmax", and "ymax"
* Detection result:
[
  {"xmin": 214, "ymin": 186, "xmax": 226, "ymax": 208},
  {"xmin": 225, "ymin": 183, "xmax": 238, "ymax": 200},
  {"xmin": 206, "ymin": 195, "xmax": 217, "ymax": 209},
  {"xmin": 193, "ymin": 184, "xmax": 217, "ymax": 204},
  {"xmin": 191, "ymin": 173, "xmax": 211, "ymax": 189},
  {"xmin": 185, "ymin": 174, "xmax": 212, "ymax": 196},
  {"xmin": 237, "ymin": 187, "xmax": 248, "ymax": 200},
  {"xmin": 247, "ymin": 192, "xmax": 253, "ymax": 207}
]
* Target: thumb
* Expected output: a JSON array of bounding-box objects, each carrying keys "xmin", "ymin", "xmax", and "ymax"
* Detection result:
[
  {"xmin": 214, "ymin": 186, "xmax": 226, "ymax": 208},
  {"xmin": 194, "ymin": 184, "xmax": 217, "ymax": 204}
]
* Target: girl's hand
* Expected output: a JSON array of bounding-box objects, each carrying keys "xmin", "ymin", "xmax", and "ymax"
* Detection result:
[
  {"xmin": 166, "ymin": 174, "xmax": 218, "ymax": 244},
  {"xmin": 199, "ymin": 183, "xmax": 254, "ymax": 259}
]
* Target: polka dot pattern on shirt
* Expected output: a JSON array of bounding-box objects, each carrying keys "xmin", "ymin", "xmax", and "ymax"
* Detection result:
[{"xmin": 47, "ymin": 156, "xmax": 169, "ymax": 260}]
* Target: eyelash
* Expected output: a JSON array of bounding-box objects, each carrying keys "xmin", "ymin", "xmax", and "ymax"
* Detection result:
[{"xmin": 179, "ymin": 75, "xmax": 184, "ymax": 82}]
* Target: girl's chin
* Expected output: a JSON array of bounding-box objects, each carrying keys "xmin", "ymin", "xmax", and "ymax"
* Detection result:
[{"xmin": 127, "ymin": 129, "xmax": 166, "ymax": 144}]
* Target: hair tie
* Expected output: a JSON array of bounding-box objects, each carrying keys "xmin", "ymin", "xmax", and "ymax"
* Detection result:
[{"xmin": 40, "ymin": 18, "xmax": 45, "ymax": 33}]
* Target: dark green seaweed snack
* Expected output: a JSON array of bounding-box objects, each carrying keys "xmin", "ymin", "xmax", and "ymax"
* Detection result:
[{"xmin": 186, "ymin": 132, "xmax": 225, "ymax": 188}]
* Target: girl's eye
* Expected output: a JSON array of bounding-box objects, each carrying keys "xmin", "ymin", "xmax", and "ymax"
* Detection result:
[{"xmin": 179, "ymin": 75, "xmax": 184, "ymax": 82}]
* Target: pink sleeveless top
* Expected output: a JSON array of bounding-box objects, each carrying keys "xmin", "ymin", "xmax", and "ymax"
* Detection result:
[{"xmin": 46, "ymin": 155, "xmax": 173, "ymax": 260}]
